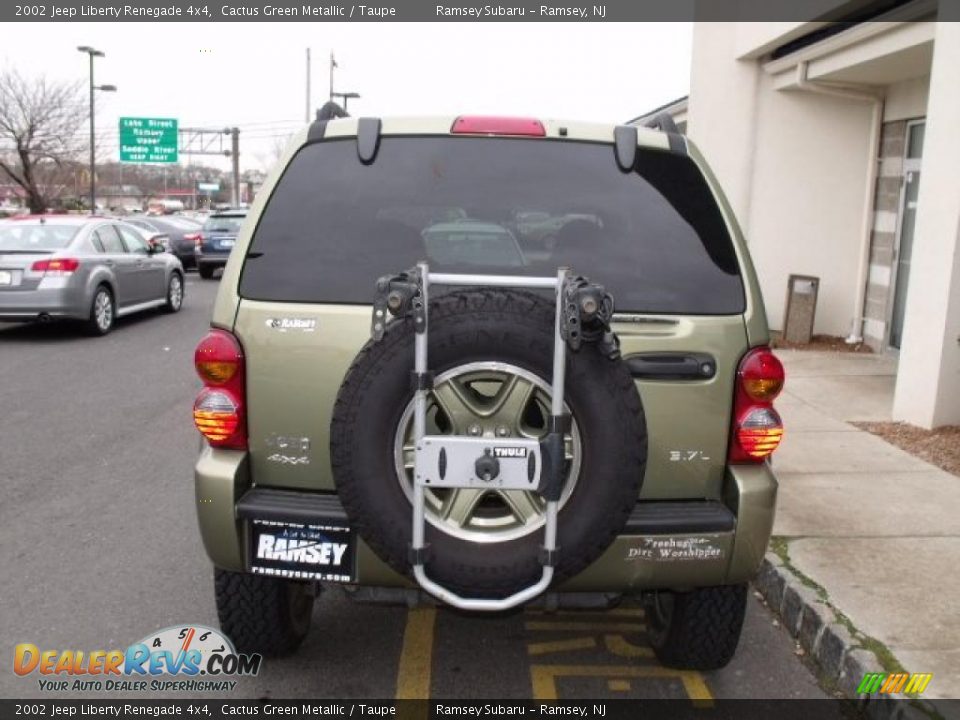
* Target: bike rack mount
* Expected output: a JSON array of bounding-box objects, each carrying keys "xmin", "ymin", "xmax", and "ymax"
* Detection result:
[{"xmin": 371, "ymin": 262, "xmax": 613, "ymax": 611}]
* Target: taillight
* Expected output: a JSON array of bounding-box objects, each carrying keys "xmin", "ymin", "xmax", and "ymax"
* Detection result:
[
  {"xmin": 186, "ymin": 233, "xmax": 203, "ymax": 251},
  {"xmin": 193, "ymin": 329, "xmax": 246, "ymax": 449},
  {"xmin": 451, "ymin": 116, "xmax": 546, "ymax": 137},
  {"xmin": 31, "ymin": 258, "xmax": 79, "ymax": 276},
  {"xmin": 729, "ymin": 347, "xmax": 785, "ymax": 463}
]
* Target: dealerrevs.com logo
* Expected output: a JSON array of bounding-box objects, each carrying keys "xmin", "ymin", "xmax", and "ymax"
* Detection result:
[{"xmin": 14, "ymin": 625, "xmax": 262, "ymax": 693}]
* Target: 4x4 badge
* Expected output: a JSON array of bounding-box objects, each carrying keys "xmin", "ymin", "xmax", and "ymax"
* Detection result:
[{"xmin": 265, "ymin": 317, "xmax": 317, "ymax": 332}]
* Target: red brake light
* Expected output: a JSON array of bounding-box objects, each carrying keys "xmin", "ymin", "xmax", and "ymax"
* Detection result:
[
  {"xmin": 32, "ymin": 258, "xmax": 80, "ymax": 275},
  {"xmin": 193, "ymin": 329, "xmax": 246, "ymax": 449},
  {"xmin": 729, "ymin": 347, "xmax": 785, "ymax": 463},
  {"xmin": 451, "ymin": 116, "xmax": 546, "ymax": 137},
  {"xmin": 185, "ymin": 233, "xmax": 201, "ymax": 242}
]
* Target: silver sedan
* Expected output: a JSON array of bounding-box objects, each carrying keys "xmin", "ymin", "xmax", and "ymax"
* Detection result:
[{"xmin": 0, "ymin": 215, "xmax": 185, "ymax": 335}]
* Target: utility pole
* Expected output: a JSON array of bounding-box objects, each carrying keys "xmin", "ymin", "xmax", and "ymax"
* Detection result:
[
  {"xmin": 329, "ymin": 51, "xmax": 337, "ymax": 102},
  {"xmin": 77, "ymin": 46, "xmax": 116, "ymax": 214},
  {"xmin": 231, "ymin": 128, "xmax": 240, "ymax": 207},
  {"xmin": 305, "ymin": 48, "xmax": 311, "ymax": 122}
]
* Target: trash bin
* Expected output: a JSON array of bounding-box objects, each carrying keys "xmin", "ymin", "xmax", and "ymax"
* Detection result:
[{"xmin": 782, "ymin": 274, "xmax": 819, "ymax": 344}]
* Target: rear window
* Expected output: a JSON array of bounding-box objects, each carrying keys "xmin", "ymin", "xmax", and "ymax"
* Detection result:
[
  {"xmin": 203, "ymin": 216, "xmax": 244, "ymax": 234},
  {"xmin": 240, "ymin": 137, "xmax": 744, "ymax": 315},
  {"xmin": 0, "ymin": 223, "xmax": 81, "ymax": 252}
]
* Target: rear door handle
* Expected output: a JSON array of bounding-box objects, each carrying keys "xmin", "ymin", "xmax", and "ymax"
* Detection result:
[{"xmin": 625, "ymin": 352, "xmax": 717, "ymax": 380}]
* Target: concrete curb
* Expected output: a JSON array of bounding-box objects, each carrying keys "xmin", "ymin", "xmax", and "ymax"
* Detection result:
[{"xmin": 752, "ymin": 552, "xmax": 939, "ymax": 719}]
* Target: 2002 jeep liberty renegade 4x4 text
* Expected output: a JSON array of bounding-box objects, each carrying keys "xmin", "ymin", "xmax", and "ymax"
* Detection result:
[{"xmin": 192, "ymin": 111, "xmax": 785, "ymax": 671}]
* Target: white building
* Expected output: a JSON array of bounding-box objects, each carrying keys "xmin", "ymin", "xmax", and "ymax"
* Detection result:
[{"xmin": 643, "ymin": 9, "xmax": 958, "ymax": 428}]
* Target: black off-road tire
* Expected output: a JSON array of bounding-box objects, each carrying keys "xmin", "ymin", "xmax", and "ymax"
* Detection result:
[
  {"xmin": 330, "ymin": 288, "xmax": 647, "ymax": 599},
  {"xmin": 214, "ymin": 568, "xmax": 315, "ymax": 656},
  {"xmin": 647, "ymin": 583, "xmax": 748, "ymax": 670}
]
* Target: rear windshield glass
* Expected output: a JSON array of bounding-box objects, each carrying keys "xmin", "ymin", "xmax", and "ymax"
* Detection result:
[
  {"xmin": 0, "ymin": 223, "xmax": 81, "ymax": 252},
  {"xmin": 203, "ymin": 216, "xmax": 244, "ymax": 233},
  {"xmin": 240, "ymin": 137, "xmax": 744, "ymax": 314}
]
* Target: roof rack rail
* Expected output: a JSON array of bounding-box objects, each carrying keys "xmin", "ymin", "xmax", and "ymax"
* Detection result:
[
  {"xmin": 643, "ymin": 112, "xmax": 679, "ymax": 135},
  {"xmin": 316, "ymin": 101, "xmax": 349, "ymax": 121},
  {"xmin": 307, "ymin": 101, "xmax": 349, "ymax": 144}
]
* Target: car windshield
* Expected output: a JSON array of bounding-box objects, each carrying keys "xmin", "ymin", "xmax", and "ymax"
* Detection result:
[
  {"xmin": 0, "ymin": 223, "xmax": 81, "ymax": 252},
  {"xmin": 422, "ymin": 223, "xmax": 525, "ymax": 266},
  {"xmin": 203, "ymin": 216, "xmax": 244, "ymax": 233},
  {"xmin": 241, "ymin": 137, "xmax": 745, "ymax": 314}
]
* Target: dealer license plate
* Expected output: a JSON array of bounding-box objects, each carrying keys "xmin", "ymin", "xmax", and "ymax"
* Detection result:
[{"xmin": 250, "ymin": 520, "xmax": 355, "ymax": 582}]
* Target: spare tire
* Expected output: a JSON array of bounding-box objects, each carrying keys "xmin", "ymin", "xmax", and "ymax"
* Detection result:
[{"xmin": 330, "ymin": 288, "xmax": 647, "ymax": 598}]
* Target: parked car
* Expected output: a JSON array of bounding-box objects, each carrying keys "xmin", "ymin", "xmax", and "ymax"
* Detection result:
[
  {"xmin": 194, "ymin": 114, "xmax": 783, "ymax": 671},
  {"xmin": 193, "ymin": 210, "xmax": 246, "ymax": 279},
  {"xmin": 0, "ymin": 215, "xmax": 184, "ymax": 335},
  {"xmin": 127, "ymin": 215, "xmax": 202, "ymax": 269},
  {"xmin": 421, "ymin": 220, "xmax": 526, "ymax": 267}
]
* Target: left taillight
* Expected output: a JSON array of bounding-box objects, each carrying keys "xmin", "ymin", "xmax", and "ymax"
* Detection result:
[
  {"xmin": 193, "ymin": 329, "xmax": 246, "ymax": 450},
  {"xmin": 728, "ymin": 347, "xmax": 785, "ymax": 463},
  {"xmin": 31, "ymin": 258, "xmax": 79, "ymax": 276}
]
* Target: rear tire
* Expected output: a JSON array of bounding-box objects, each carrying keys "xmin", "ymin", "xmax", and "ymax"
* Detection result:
[
  {"xmin": 646, "ymin": 584, "xmax": 748, "ymax": 670},
  {"xmin": 164, "ymin": 272, "xmax": 184, "ymax": 313},
  {"xmin": 214, "ymin": 568, "xmax": 315, "ymax": 656},
  {"xmin": 85, "ymin": 285, "xmax": 115, "ymax": 336},
  {"xmin": 198, "ymin": 265, "xmax": 214, "ymax": 279}
]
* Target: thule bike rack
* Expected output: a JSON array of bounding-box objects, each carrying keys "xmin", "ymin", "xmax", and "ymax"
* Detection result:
[{"xmin": 371, "ymin": 262, "xmax": 616, "ymax": 611}]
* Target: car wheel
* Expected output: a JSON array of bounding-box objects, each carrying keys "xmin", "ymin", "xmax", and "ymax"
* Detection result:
[
  {"xmin": 645, "ymin": 584, "xmax": 748, "ymax": 670},
  {"xmin": 198, "ymin": 265, "xmax": 214, "ymax": 280},
  {"xmin": 85, "ymin": 285, "xmax": 115, "ymax": 336},
  {"xmin": 164, "ymin": 273, "xmax": 184, "ymax": 313},
  {"xmin": 331, "ymin": 288, "xmax": 647, "ymax": 598},
  {"xmin": 214, "ymin": 568, "xmax": 315, "ymax": 656}
]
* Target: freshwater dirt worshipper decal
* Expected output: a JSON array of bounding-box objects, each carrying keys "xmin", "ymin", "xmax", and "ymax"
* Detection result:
[{"xmin": 14, "ymin": 625, "xmax": 261, "ymax": 693}]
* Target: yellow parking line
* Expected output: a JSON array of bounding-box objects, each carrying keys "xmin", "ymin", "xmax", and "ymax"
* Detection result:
[
  {"xmin": 395, "ymin": 607, "xmax": 437, "ymax": 699},
  {"xmin": 679, "ymin": 671, "xmax": 715, "ymax": 706},
  {"xmin": 531, "ymin": 664, "xmax": 706, "ymax": 701},
  {"xmin": 527, "ymin": 637, "xmax": 598, "ymax": 656},
  {"xmin": 603, "ymin": 634, "xmax": 654, "ymax": 658},
  {"xmin": 525, "ymin": 621, "xmax": 646, "ymax": 633}
]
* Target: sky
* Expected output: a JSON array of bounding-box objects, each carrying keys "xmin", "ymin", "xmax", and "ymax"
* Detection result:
[{"xmin": 2, "ymin": 22, "xmax": 692, "ymax": 173}]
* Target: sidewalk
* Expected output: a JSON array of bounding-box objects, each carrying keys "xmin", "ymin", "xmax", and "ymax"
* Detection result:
[{"xmin": 769, "ymin": 349, "xmax": 960, "ymax": 701}]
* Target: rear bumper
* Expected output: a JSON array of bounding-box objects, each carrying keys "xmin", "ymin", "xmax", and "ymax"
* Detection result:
[
  {"xmin": 196, "ymin": 447, "xmax": 777, "ymax": 592},
  {"xmin": 196, "ymin": 254, "xmax": 229, "ymax": 268},
  {"xmin": 0, "ymin": 285, "xmax": 88, "ymax": 321}
]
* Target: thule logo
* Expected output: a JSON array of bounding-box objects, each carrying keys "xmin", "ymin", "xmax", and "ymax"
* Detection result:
[{"xmin": 493, "ymin": 447, "xmax": 528, "ymax": 459}]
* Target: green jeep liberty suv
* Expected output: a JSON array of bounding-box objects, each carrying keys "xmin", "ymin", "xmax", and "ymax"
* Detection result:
[{"xmin": 192, "ymin": 111, "xmax": 785, "ymax": 671}]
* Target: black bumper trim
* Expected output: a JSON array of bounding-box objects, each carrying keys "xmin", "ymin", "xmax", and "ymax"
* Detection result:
[
  {"xmin": 624, "ymin": 501, "xmax": 735, "ymax": 534},
  {"xmin": 236, "ymin": 489, "xmax": 735, "ymax": 535},
  {"xmin": 236, "ymin": 488, "xmax": 349, "ymax": 525}
]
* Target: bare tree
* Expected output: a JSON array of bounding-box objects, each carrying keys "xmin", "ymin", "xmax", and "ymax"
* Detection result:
[{"xmin": 0, "ymin": 68, "xmax": 88, "ymax": 213}]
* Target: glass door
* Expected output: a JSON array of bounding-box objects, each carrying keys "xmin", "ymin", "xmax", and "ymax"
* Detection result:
[{"xmin": 889, "ymin": 121, "xmax": 924, "ymax": 349}]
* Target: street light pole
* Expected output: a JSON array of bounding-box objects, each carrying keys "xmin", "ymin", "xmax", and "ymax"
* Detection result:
[{"xmin": 77, "ymin": 46, "xmax": 115, "ymax": 215}]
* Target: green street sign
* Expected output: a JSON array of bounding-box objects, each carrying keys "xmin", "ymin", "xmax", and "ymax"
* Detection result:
[{"xmin": 119, "ymin": 117, "xmax": 178, "ymax": 163}]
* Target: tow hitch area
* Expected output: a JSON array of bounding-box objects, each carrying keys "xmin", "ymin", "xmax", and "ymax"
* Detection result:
[{"xmin": 371, "ymin": 263, "xmax": 616, "ymax": 611}]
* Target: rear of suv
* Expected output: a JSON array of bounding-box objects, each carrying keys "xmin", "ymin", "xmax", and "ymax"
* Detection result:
[
  {"xmin": 193, "ymin": 114, "xmax": 784, "ymax": 669},
  {"xmin": 193, "ymin": 210, "xmax": 246, "ymax": 279}
]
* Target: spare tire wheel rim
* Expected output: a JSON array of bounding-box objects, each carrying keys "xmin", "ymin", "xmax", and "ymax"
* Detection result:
[{"xmin": 394, "ymin": 361, "xmax": 581, "ymax": 544}]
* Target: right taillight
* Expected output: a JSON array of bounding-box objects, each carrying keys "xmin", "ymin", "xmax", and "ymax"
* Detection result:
[
  {"xmin": 193, "ymin": 329, "xmax": 246, "ymax": 449},
  {"xmin": 729, "ymin": 347, "xmax": 785, "ymax": 463},
  {"xmin": 186, "ymin": 233, "xmax": 203, "ymax": 252}
]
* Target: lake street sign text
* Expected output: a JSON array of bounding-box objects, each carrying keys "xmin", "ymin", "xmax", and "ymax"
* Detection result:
[{"xmin": 119, "ymin": 117, "xmax": 178, "ymax": 163}]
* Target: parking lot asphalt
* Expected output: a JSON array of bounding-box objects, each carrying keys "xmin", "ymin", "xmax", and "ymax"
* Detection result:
[{"xmin": 1, "ymin": 276, "xmax": 830, "ymax": 702}]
